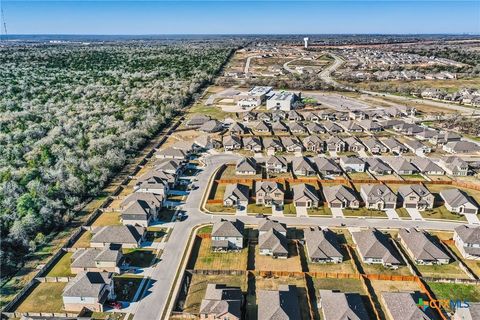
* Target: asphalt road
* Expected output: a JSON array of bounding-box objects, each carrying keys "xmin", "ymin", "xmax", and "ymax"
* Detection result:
[{"xmin": 133, "ymin": 152, "xmax": 474, "ymax": 320}]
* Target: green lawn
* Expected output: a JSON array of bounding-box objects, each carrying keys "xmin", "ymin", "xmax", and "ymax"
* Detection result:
[
  {"xmin": 283, "ymin": 203, "xmax": 297, "ymax": 216},
  {"xmin": 46, "ymin": 252, "xmax": 74, "ymax": 277},
  {"xmin": 395, "ymin": 208, "xmax": 412, "ymax": 219},
  {"xmin": 92, "ymin": 211, "xmax": 121, "ymax": 226},
  {"xmin": 205, "ymin": 203, "xmax": 236, "ymax": 213},
  {"xmin": 307, "ymin": 206, "xmax": 332, "ymax": 216},
  {"xmin": 420, "ymin": 206, "xmax": 467, "ymax": 221},
  {"xmin": 247, "ymin": 204, "xmax": 272, "ymax": 215},
  {"xmin": 192, "ymin": 238, "xmax": 248, "ymax": 271},
  {"xmin": 343, "ymin": 207, "xmax": 387, "ymax": 218},
  {"xmin": 416, "ymin": 262, "xmax": 470, "ymax": 279},
  {"xmin": 15, "ymin": 282, "xmax": 66, "ymax": 313},
  {"xmin": 114, "ymin": 275, "xmax": 144, "ymax": 302},
  {"xmin": 122, "ymin": 249, "xmax": 156, "ymax": 268},
  {"xmin": 427, "ymin": 282, "xmax": 480, "ymax": 307},
  {"xmin": 312, "ymin": 278, "xmax": 365, "ymax": 294}
]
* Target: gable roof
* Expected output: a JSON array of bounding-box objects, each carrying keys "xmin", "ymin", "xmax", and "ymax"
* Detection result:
[
  {"xmin": 291, "ymin": 157, "xmax": 315, "ymax": 172},
  {"xmin": 314, "ymin": 157, "xmax": 342, "ymax": 173},
  {"xmin": 253, "ymin": 120, "xmax": 270, "ymax": 132},
  {"xmin": 293, "ymin": 183, "xmax": 319, "ymax": 202},
  {"xmin": 399, "ymin": 228, "xmax": 449, "ymax": 261},
  {"xmin": 212, "ymin": 220, "xmax": 244, "ymax": 238},
  {"xmin": 360, "ymin": 184, "xmax": 397, "ymax": 203},
  {"xmin": 440, "ymin": 189, "xmax": 477, "ymax": 208},
  {"xmin": 63, "ymin": 271, "xmax": 112, "ymax": 298},
  {"xmin": 236, "ymin": 157, "xmax": 257, "ymax": 172},
  {"xmin": 304, "ymin": 227, "xmax": 343, "ymax": 260},
  {"xmin": 224, "ymin": 184, "xmax": 249, "ymax": 202},
  {"xmin": 258, "ymin": 219, "xmax": 287, "ymax": 234},
  {"xmin": 397, "ymin": 184, "xmax": 432, "ymax": 199},
  {"xmin": 381, "ymin": 292, "xmax": 432, "ymax": 320},
  {"xmin": 257, "ymin": 285, "xmax": 301, "ymax": 320},
  {"xmin": 71, "ymin": 247, "xmax": 122, "ymax": 269},
  {"xmin": 199, "ymin": 284, "xmax": 242, "ymax": 319},
  {"xmin": 455, "ymin": 225, "xmax": 480, "ymax": 244},
  {"xmin": 410, "ymin": 157, "xmax": 444, "ymax": 173},
  {"xmin": 323, "ymin": 185, "xmax": 358, "ymax": 203},
  {"xmin": 91, "ymin": 225, "xmax": 145, "ymax": 245},
  {"xmin": 319, "ymin": 290, "xmax": 370, "ymax": 320},
  {"xmin": 256, "ymin": 181, "xmax": 284, "ymax": 194},
  {"xmin": 266, "ymin": 155, "xmax": 288, "ymax": 167},
  {"xmin": 259, "ymin": 229, "xmax": 288, "ymax": 255},
  {"xmin": 121, "ymin": 192, "xmax": 163, "ymax": 209},
  {"xmin": 352, "ymin": 229, "xmax": 401, "ymax": 264}
]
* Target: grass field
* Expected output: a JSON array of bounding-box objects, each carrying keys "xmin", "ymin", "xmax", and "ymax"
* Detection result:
[
  {"xmin": 183, "ymin": 274, "xmax": 246, "ymax": 314},
  {"xmin": 348, "ymin": 172, "xmax": 373, "ymax": 180},
  {"xmin": 72, "ymin": 230, "xmax": 92, "ymax": 248},
  {"xmin": 416, "ymin": 261, "xmax": 470, "ymax": 279},
  {"xmin": 306, "ymin": 246, "xmax": 357, "ymax": 274},
  {"xmin": 247, "ymin": 204, "xmax": 272, "ymax": 215},
  {"xmin": 343, "ymin": 207, "xmax": 387, "ymax": 218},
  {"xmin": 312, "ymin": 277, "xmax": 365, "ymax": 294},
  {"xmin": 192, "ymin": 237, "xmax": 248, "ymax": 270},
  {"xmin": 420, "ymin": 205, "xmax": 467, "ymax": 221},
  {"xmin": 283, "ymin": 203, "xmax": 297, "ymax": 216},
  {"xmin": 445, "ymin": 243, "xmax": 480, "ymax": 278},
  {"xmin": 46, "ymin": 252, "xmax": 74, "ymax": 277},
  {"xmin": 254, "ymin": 243, "xmax": 302, "ymax": 272},
  {"xmin": 395, "ymin": 208, "xmax": 412, "ymax": 219},
  {"xmin": 205, "ymin": 203, "xmax": 236, "ymax": 213},
  {"xmin": 307, "ymin": 206, "xmax": 332, "ymax": 216},
  {"xmin": 427, "ymin": 282, "xmax": 480, "ymax": 311},
  {"xmin": 92, "ymin": 211, "xmax": 121, "ymax": 226},
  {"xmin": 369, "ymin": 279, "xmax": 421, "ymax": 293},
  {"xmin": 15, "ymin": 282, "xmax": 66, "ymax": 313}
]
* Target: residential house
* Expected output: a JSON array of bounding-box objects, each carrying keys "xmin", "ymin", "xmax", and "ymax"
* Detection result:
[
  {"xmin": 325, "ymin": 136, "xmax": 346, "ymax": 152},
  {"xmin": 62, "ymin": 272, "xmax": 114, "ymax": 312},
  {"xmin": 358, "ymin": 120, "xmax": 383, "ymax": 132},
  {"xmin": 363, "ymin": 138, "xmax": 388, "ymax": 154},
  {"xmin": 255, "ymin": 181, "xmax": 285, "ymax": 207},
  {"xmin": 440, "ymin": 189, "xmax": 478, "ymax": 215},
  {"xmin": 266, "ymin": 155, "xmax": 288, "ymax": 173},
  {"xmin": 259, "ymin": 228, "xmax": 289, "ymax": 258},
  {"xmin": 360, "ymin": 184, "xmax": 397, "ymax": 210},
  {"xmin": 440, "ymin": 157, "xmax": 469, "ymax": 176},
  {"xmin": 223, "ymin": 135, "xmax": 242, "ymax": 151},
  {"xmin": 211, "ymin": 220, "xmax": 244, "ymax": 251},
  {"xmin": 223, "ymin": 184, "xmax": 249, "ymax": 208},
  {"xmin": 314, "ymin": 157, "xmax": 342, "ymax": 177},
  {"xmin": 344, "ymin": 136, "xmax": 366, "ymax": 152},
  {"xmin": 323, "ymin": 121, "xmax": 344, "ymax": 133},
  {"xmin": 415, "ymin": 129, "xmax": 439, "ymax": 141},
  {"xmin": 403, "ymin": 139, "xmax": 431, "ymax": 155},
  {"xmin": 271, "ymin": 120, "xmax": 290, "ymax": 133},
  {"xmin": 304, "ymin": 227, "xmax": 343, "ymax": 263},
  {"xmin": 90, "ymin": 225, "xmax": 145, "ymax": 249},
  {"xmin": 155, "ymin": 147, "xmax": 187, "ymax": 160},
  {"xmin": 302, "ymin": 135, "xmax": 324, "ymax": 153},
  {"xmin": 236, "ymin": 157, "xmax": 257, "ymax": 175},
  {"xmin": 70, "ymin": 246, "xmax": 123, "ymax": 274},
  {"xmin": 306, "ymin": 122, "xmax": 326, "ymax": 134},
  {"xmin": 381, "ymin": 138, "xmax": 407, "ymax": 155},
  {"xmin": 383, "ymin": 157, "xmax": 418, "ymax": 175},
  {"xmin": 121, "ymin": 199, "xmax": 158, "ymax": 227},
  {"xmin": 429, "ymin": 131, "xmax": 462, "ymax": 146},
  {"xmin": 381, "ymin": 292, "xmax": 433, "ymax": 320},
  {"xmin": 263, "ymin": 137, "xmax": 284, "ymax": 154},
  {"xmin": 293, "ymin": 183, "xmax": 320, "ymax": 208},
  {"xmin": 242, "ymin": 136, "xmax": 262, "ymax": 152},
  {"xmin": 258, "ymin": 219, "xmax": 287, "ymax": 236},
  {"xmin": 351, "ymin": 229, "xmax": 402, "ymax": 267},
  {"xmin": 242, "ymin": 111, "xmax": 257, "ymax": 122},
  {"xmin": 186, "ymin": 114, "xmax": 211, "ymax": 127},
  {"xmin": 319, "ymin": 290, "xmax": 370, "ymax": 320},
  {"xmin": 287, "ymin": 110, "xmax": 303, "ymax": 121},
  {"xmin": 154, "ymin": 159, "xmax": 185, "ymax": 176},
  {"xmin": 303, "ymin": 111, "xmax": 320, "ymax": 122},
  {"xmin": 252, "ymin": 120, "xmax": 271, "ymax": 133},
  {"xmin": 393, "ymin": 123, "xmax": 423, "ymax": 136},
  {"xmin": 257, "ymin": 285, "xmax": 301, "ymax": 320},
  {"xmin": 339, "ymin": 156, "xmax": 365, "ymax": 172},
  {"xmin": 258, "ymin": 112, "xmax": 272, "ymax": 123},
  {"xmin": 339, "ymin": 121, "xmax": 364, "ymax": 133},
  {"xmin": 200, "ymin": 119, "xmax": 224, "ymax": 133},
  {"xmin": 281, "ymin": 136, "xmax": 303, "ymax": 153},
  {"xmin": 453, "ymin": 302, "xmax": 480, "ymax": 320},
  {"xmin": 398, "ymin": 228, "xmax": 450, "ymax": 265},
  {"xmin": 292, "ymin": 157, "xmax": 316, "ymax": 176},
  {"xmin": 365, "ymin": 158, "xmax": 393, "ymax": 175},
  {"xmin": 121, "ymin": 193, "xmax": 163, "ymax": 214},
  {"xmin": 410, "ymin": 157, "xmax": 445, "ymax": 175},
  {"xmin": 288, "ymin": 122, "xmax": 307, "ymax": 134},
  {"xmin": 229, "ymin": 122, "xmax": 247, "ymax": 135},
  {"xmin": 443, "ymin": 141, "xmax": 480, "ymax": 154},
  {"xmin": 266, "ymin": 91, "xmax": 296, "ymax": 111},
  {"xmin": 323, "ymin": 185, "xmax": 360, "ymax": 209},
  {"xmin": 137, "ymin": 169, "xmax": 176, "ymax": 189},
  {"xmin": 199, "ymin": 284, "xmax": 243, "ymax": 320},
  {"xmin": 135, "ymin": 176, "xmax": 169, "ymax": 197},
  {"xmin": 271, "ymin": 110, "xmax": 287, "ymax": 121},
  {"xmin": 454, "ymin": 225, "xmax": 480, "ymax": 260},
  {"xmin": 397, "ymin": 185, "xmax": 434, "ymax": 211}
]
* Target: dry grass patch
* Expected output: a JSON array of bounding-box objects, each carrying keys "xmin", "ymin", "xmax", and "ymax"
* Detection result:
[
  {"xmin": 446, "ymin": 243, "xmax": 480, "ymax": 278},
  {"xmin": 369, "ymin": 279, "xmax": 420, "ymax": 293},
  {"xmin": 15, "ymin": 282, "xmax": 66, "ymax": 313},
  {"xmin": 312, "ymin": 277, "xmax": 365, "ymax": 294},
  {"xmin": 420, "ymin": 206, "xmax": 467, "ymax": 222},
  {"xmin": 46, "ymin": 252, "xmax": 74, "ymax": 277},
  {"xmin": 71, "ymin": 230, "xmax": 92, "ymax": 248},
  {"xmin": 375, "ymin": 174, "xmax": 402, "ymax": 181},
  {"xmin": 92, "ymin": 211, "xmax": 121, "ymax": 226},
  {"xmin": 254, "ymin": 243, "xmax": 302, "ymax": 272},
  {"xmin": 192, "ymin": 238, "xmax": 248, "ymax": 271},
  {"xmin": 416, "ymin": 261, "xmax": 470, "ymax": 279}
]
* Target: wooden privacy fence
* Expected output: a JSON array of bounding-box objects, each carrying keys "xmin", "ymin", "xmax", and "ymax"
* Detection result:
[
  {"xmin": 363, "ymin": 274, "xmax": 418, "ymax": 282},
  {"xmin": 308, "ymin": 272, "xmax": 361, "ymax": 280},
  {"xmin": 415, "ymin": 278, "xmax": 448, "ymax": 320}
]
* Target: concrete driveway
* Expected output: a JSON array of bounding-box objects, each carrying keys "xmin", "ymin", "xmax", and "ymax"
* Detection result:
[
  {"xmin": 406, "ymin": 208, "xmax": 425, "ymax": 221},
  {"xmin": 465, "ymin": 213, "xmax": 480, "ymax": 225},
  {"xmin": 331, "ymin": 208, "xmax": 344, "ymax": 218},
  {"xmin": 385, "ymin": 209, "xmax": 400, "ymax": 220},
  {"xmin": 296, "ymin": 206, "xmax": 308, "ymax": 217}
]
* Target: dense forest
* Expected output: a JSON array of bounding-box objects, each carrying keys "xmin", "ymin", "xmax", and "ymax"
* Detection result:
[{"xmin": 0, "ymin": 43, "xmax": 233, "ymax": 276}]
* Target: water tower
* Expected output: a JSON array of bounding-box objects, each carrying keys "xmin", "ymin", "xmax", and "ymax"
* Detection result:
[{"xmin": 303, "ymin": 37, "xmax": 309, "ymax": 49}]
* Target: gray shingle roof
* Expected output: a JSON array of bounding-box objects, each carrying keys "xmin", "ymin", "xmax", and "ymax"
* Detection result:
[
  {"xmin": 381, "ymin": 292, "xmax": 432, "ymax": 320},
  {"xmin": 399, "ymin": 228, "xmax": 449, "ymax": 262},
  {"xmin": 71, "ymin": 247, "xmax": 122, "ymax": 269},
  {"xmin": 455, "ymin": 225, "xmax": 480, "ymax": 244},
  {"xmin": 63, "ymin": 271, "xmax": 112, "ymax": 298},
  {"xmin": 91, "ymin": 225, "xmax": 145, "ymax": 245},
  {"xmin": 258, "ymin": 219, "xmax": 287, "ymax": 234},
  {"xmin": 319, "ymin": 290, "xmax": 370, "ymax": 320},
  {"xmin": 293, "ymin": 183, "xmax": 319, "ymax": 202},
  {"xmin": 361, "ymin": 184, "xmax": 397, "ymax": 203},
  {"xmin": 440, "ymin": 188, "xmax": 476, "ymax": 208},
  {"xmin": 352, "ymin": 229, "xmax": 401, "ymax": 264},
  {"xmin": 211, "ymin": 220, "xmax": 244, "ymax": 238},
  {"xmin": 223, "ymin": 184, "xmax": 249, "ymax": 202},
  {"xmin": 304, "ymin": 227, "xmax": 343, "ymax": 260},
  {"xmin": 323, "ymin": 185, "xmax": 358, "ymax": 203},
  {"xmin": 259, "ymin": 229, "xmax": 288, "ymax": 255},
  {"xmin": 257, "ymin": 285, "xmax": 301, "ymax": 320},
  {"xmin": 236, "ymin": 157, "xmax": 257, "ymax": 172},
  {"xmin": 199, "ymin": 284, "xmax": 242, "ymax": 319}
]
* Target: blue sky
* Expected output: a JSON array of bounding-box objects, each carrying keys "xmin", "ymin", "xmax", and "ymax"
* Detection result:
[{"xmin": 1, "ymin": 1, "xmax": 479, "ymax": 35}]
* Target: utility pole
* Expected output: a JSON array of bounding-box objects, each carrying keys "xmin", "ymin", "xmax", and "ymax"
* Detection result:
[{"xmin": 1, "ymin": 8, "xmax": 8, "ymax": 41}]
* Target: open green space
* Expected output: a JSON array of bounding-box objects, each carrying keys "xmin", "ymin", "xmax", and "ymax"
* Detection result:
[
  {"xmin": 15, "ymin": 282, "xmax": 66, "ymax": 313},
  {"xmin": 46, "ymin": 252, "xmax": 74, "ymax": 277}
]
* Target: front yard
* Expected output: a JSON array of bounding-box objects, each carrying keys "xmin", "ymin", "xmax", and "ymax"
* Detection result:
[
  {"xmin": 420, "ymin": 206, "xmax": 467, "ymax": 221},
  {"xmin": 114, "ymin": 275, "xmax": 144, "ymax": 302},
  {"xmin": 343, "ymin": 207, "xmax": 387, "ymax": 218},
  {"xmin": 247, "ymin": 203, "xmax": 272, "ymax": 215},
  {"xmin": 395, "ymin": 208, "xmax": 412, "ymax": 219},
  {"xmin": 307, "ymin": 206, "xmax": 332, "ymax": 216},
  {"xmin": 123, "ymin": 249, "xmax": 156, "ymax": 268}
]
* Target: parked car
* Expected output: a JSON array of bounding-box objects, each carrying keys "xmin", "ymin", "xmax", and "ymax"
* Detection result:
[{"xmin": 107, "ymin": 301, "xmax": 122, "ymax": 309}]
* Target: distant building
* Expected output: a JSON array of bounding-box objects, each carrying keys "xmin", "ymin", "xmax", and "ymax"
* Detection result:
[{"xmin": 266, "ymin": 91, "xmax": 296, "ymax": 111}]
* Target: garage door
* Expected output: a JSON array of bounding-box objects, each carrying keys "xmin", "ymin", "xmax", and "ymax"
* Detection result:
[
  {"xmin": 331, "ymin": 203, "xmax": 342, "ymax": 208},
  {"xmin": 296, "ymin": 202, "xmax": 307, "ymax": 207},
  {"xmin": 385, "ymin": 204, "xmax": 395, "ymax": 209},
  {"xmin": 464, "ymin": 209, "xmax": 477, "ymax": 214},
  {"xmin": 405, "ymin": 204, "xmax": 417, "ymax": 208}
]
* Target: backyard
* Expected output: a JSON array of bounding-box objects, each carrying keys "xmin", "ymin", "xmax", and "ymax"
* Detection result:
[
  {"xmin": 46, "ymin": 252, "xmax": 74, "ymax": 277},
  {"xmin": 254, "ymin": 243, "xmax": 302, "ymax": 272},
  {"xmin": 190, "ymin": 237, "xmax": 248, "ymax": 270},
  {"xmin": 15, "ymin": 282, "xmax": 66, "ymax": 313},
  {"xmin": 114, "ymin": 275, "xmax": 144, "ymax": 302}
]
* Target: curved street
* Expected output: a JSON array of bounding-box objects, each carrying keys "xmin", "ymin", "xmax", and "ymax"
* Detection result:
[{"xmin": 132, "ymin": 152, "xmax": 473, "ymax": 320}]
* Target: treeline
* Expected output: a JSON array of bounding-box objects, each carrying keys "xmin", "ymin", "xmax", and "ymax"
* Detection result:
[{"xmin": 0, "ymin": 43, "xmax": 233, "ymax": 276}]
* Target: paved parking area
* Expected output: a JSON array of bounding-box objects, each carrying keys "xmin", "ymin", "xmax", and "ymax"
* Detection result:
[{"xmin": 406, "ymin": 208, "xmax": 424, "ymax": 221}]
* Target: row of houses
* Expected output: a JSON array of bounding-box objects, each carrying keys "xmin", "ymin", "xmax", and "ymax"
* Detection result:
[
  {"xmin": 234, "ymin": 155, "xmax": 471, "ymax": 179},
  {"xmin": 421, "ymin": 87, "xmax": 480, "ymax": 107},
  {"xmin": 223, "ymin": 179, "xmax": 479, "ymax": 214}
]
